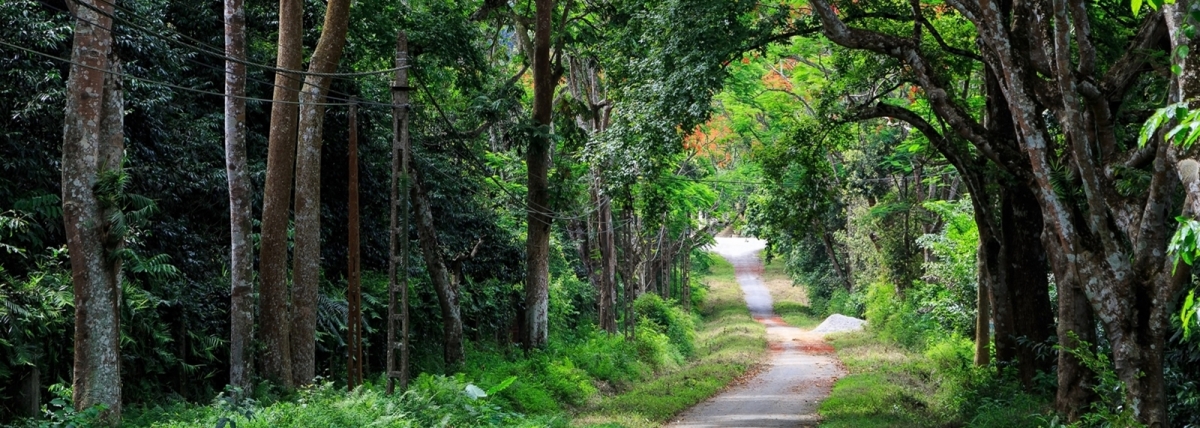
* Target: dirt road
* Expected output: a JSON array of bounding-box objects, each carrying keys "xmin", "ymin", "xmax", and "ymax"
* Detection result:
[{"xmin": 668, "ymin": 237, "xmax": 844, "ymax": 428}]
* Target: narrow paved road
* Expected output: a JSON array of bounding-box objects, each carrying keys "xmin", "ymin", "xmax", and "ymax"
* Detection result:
[{"xmin": 669, "ymin": 237, "xmax": 845, "ymax": 428}]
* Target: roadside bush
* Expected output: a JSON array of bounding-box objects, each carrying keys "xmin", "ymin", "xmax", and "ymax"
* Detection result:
[
  {"xmin": 571, "ymin": 330, "xmax": 648, "ymax": 385},
  {"xmin": 633, "ymin": 321, "xmax": 679, "ymax": 372},
  {"xmin": 543, "ymin": 358, "xmax": 597, "ymax": 406},
  {"xmin": 118, "ymin": 375, "xmax": 563, "ymax": 428},
  {"xmin": 633, "ymin": 294, "xmax": 697, "ymax": 358}
]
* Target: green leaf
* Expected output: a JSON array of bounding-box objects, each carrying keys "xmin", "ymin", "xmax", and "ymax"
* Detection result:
[
  {"xmin": 1139, "ymin": 107, "xmax": 1167, "ymax": 147},
  {"xmin": 1182, "ymin": 289, "xmax": 1196, "ymax": 339},
  {"xmin": 486, "ymin": 376, "xmax": 517, "ymax": 395},
  {"xmin": 1131, "ymin": 0, "xmax": 1143, "ymax": 14},
  {"xmin": 1172, "ymin": 64, "xmax": 1183, "ymax": 75},
  {"xmin": 1185, "ymin": 123, "xmax": 1200, "ymax": 148},
  {"xmin": 1178, "ymin": 45, "xmax": 1191, "ymax": 59}
]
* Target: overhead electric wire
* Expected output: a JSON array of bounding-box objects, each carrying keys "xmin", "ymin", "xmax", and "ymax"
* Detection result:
[
  {"xmin": 0, "ymin": 40, "xmax": 405, "ymax": 107},
  {"xmin": 33, "ymin": 1, "xmax": 736, "ymax": 228},
  {"xmin": 41, "ymin": 1, "xmax": 403, "ymax": 109},
  {"xmin": 75, "ymin": 0, "xmax": 409, "ymax": 79}
]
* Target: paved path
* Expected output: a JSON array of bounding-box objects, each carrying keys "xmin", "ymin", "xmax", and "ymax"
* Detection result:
[{"xmin": 668, "ymin": 238, "xmax": 845, "ymax": 428}]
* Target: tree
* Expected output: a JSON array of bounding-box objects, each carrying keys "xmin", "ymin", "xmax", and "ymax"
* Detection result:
[
  {"xmin": 808, "ymin": 0, "xmax": 1181, "ymax": 422},
  {"xmin": 258, "ymin": 0, "xmax": 304, "ymax": 389},
  {"xmin": 290, "ymin": 0, "xmax": 352, "ymax": 387},
  {"xmin": 410, "ymin": 168, "xmax": 464, "ymax": 366},
  {"xmin": 523, "ymin": 0, "xmax": 555, "ymax": 348},
  {"xmin": 61, "ymin": 0, "xmax": 124, "ymax": 422},
  {"xmin": 224, "ymin": 0, "xmax": 253, "ymax": 393}
]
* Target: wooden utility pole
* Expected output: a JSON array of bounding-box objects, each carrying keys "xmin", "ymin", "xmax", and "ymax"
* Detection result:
[
  {"xmin": 386, "ymin": 32, "xmax": 411, "ymax": 395},
  {"xmin": 347, "ymin": 100, "xmax": 363, "ymax": 389}
]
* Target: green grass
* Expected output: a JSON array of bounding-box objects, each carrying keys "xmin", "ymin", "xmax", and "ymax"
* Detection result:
[
  {"xmin": 818, "ymin": 331, "xmax": 939, "ymax": 427},
  {"xmin": 758, "ymin": 251, "xmax": 821, "ymax": 329},
  {"xmin": 574, "ymin": 255, "xmax": 767, "ymax": 427},
  {"xmin": 818, "ymin": 331, "xmax": 1051, "ymax": 428}
]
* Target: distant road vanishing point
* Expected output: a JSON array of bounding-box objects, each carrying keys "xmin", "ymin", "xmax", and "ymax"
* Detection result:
[{"xmin": 669, "ymin": 237, "xmax": 845, "ymax": 428}]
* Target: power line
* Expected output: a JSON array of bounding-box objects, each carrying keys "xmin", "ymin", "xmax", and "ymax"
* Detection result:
[
  {"xmin": 40, "ymin": 0, "xmax": 403, "ymax": 109},
  {"xmin": 0, "ymin": 39, "xmax": 403, "ymax": 107},
  {"xmin": 74, "ymin": 0, "xmax": 409, "ymax": 79}
]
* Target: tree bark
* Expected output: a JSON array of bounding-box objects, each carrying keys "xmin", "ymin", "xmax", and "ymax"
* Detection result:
[
  {"xmin": 597, "ymin": 185, "xmax": 618, "ymax": 333},
  {"xmin": 681, "ymin": 244, "xmax": 692, "ymax": 312},
  {"xmin": 224, "ymin": 0, "xmax": 253, "ymax": 393},
  {"xmin": 346, "ymin": 102, "xmax": 363, "ymax": 389},
  {"xmin": 410, "ymin": 169, "xmax": 465, "ymax": 367},
  {"xmin": 62, "ymin": 0, "xmax": 122, "ymax": 420},
  {"xmin": 974, "ymin": 238, "xmax": 993, "ymax": 364},
  {"xmin": 523, "ymin": 0, "xmax": 555, "ymax": 349},
  {"xmin": 1044, "ymin": 224, "xmax": 1096, "ymax": 422},
  {"xmin": 257, "ymin": 0, "xmax": 303, "ymax": 389},
  {"xmin": 290, "ymin": 0, "xmax": 352, "ymax": 387},
  {"xmin": 999, "ymin": 185, "xmax": 1055, "ymax": 385}
]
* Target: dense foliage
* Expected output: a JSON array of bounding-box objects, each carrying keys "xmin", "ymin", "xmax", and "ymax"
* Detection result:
[{"xmin": 3, "ymin": 0, "xmax": 1200, "ymax": 425}]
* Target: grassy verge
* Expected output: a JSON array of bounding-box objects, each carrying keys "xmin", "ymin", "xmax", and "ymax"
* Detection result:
[
  {"xmin": 573, "ymin": 255, "xmax": 767, "ymax": 427},
  {"xmin": 760, "ymin": 252, "xmax": 820, "ymax": 329},
  {"xmin": 818, "ymin": 331, "xmax": 1050, "ymax": 428}
]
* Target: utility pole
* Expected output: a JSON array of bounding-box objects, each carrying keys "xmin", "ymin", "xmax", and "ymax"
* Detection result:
[
  {"xmin": 347, "ymin": 99, "xmax": 363, "ymax": 389},
  {"xmin": 386, "ymin": 31, "xmax": 411, "ymax": 395}
]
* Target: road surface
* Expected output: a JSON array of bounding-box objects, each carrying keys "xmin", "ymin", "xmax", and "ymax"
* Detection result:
[{"xmin": 668, "ymin": 237, "xmax": 845, "ymax": 428}]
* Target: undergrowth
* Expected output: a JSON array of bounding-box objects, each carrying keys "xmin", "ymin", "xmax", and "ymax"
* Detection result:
[
  {"xmin": 819, "ymin": 281, "xmax": 1052, "ymax": 428},
  {"xmin": 13, "ymin": 254, "xmax": 761, "ymax": 428}
]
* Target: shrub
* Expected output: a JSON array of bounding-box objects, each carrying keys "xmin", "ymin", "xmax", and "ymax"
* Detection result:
[
  {"xmin": 119, "ymin": 376, "xmax": 563, "ymax": 428},
  {"xmin": 633, "ymin": 294, "xmax": 697, "ymax": 358}
]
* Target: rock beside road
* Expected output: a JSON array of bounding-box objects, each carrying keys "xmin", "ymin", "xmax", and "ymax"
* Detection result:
[{"xmin": 812, "ymin": 314, "xmax": 867, "ymax": 334}]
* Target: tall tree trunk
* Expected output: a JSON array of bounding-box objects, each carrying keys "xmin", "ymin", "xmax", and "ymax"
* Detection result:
[
  {"xmin": 974, "ymin": 224, "xmax": 998, "ymax": 367},
  {"xmin": 618, "ymin": 202, "xmax": 640, "ymax": 336},
  {"xmin": 523, "ymin": 0, "xmax": 555, "ymax": 349},
  {"xmin": 290, "ymin": 0, "xmax": 352, "ymax": 387},
  {"xmin": 972, "ymin": 267, "xmax": 991, "ymax": 366},
  {"xmin": 681, "ymin": 245, "xmax": 691, "ymax": 312},
  {"xmin": 999, "ymin": 185, "xmax": 1055, "ymax": 384},
  {"xmin": 346, "ymin": 102, "xmax": 363, "ymax": 389},
  {"xmin": 62, "ymin": 0, "xmax": 122, "ymax": 421},
  {"xmin": 597, "ymin": 185, "xmax": 618, "ymax": 333},
  {"xmin": 1044, "ymin": 225, "xmax": 1096, "ymax": 422},
  {"xmin": 257, "ymin": 0, "xmax": 304, "ymax": 388},
  {"xmin": 410, "ymin": 170, "xmax": 465, "ymax": 367},
  {"xmin": 224, "ymin": 0, "xmax": 253, "ymax": 393}
]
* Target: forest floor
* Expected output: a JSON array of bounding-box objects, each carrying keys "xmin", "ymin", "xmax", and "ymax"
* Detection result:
[{"xmin": 666, "ymin": 238, "xmax": 845, "ymax": 427}]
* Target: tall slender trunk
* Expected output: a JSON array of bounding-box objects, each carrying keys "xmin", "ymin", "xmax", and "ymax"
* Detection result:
[
  {"xmin": 62, "ymin": 1, "xmax": 122, "ymax": 421},
  {"xmin": 224, "ymin": 0, "xmax": 253, "ymax": 393},
  {"xmin": 681, "ymin": 245, "xmax": 692, "ymax": 311},
  {"xmin": 410, "ymin": 170, "xmax": 465, "ymax": 367},
  {"xmin": 973, "ymin": 245, "xmax": 991, "ymax": 366},
  {"xmin": 597, "ymin": 186, "xmax": 617, "ymax": 333},
  {"xmin": 346, "ymin": 102, "xmax": 363, "ymax": 389},
  {"xmin": 290, "ymin": 0, "xmax": 353, "ymax": 387},
  {"xmin": 523, "ymin": 0, "xmax": 555, "ymax": 349},
  {"xmin": 258, "ymin": 0, "xmax": 304, "ymax": 388}
]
